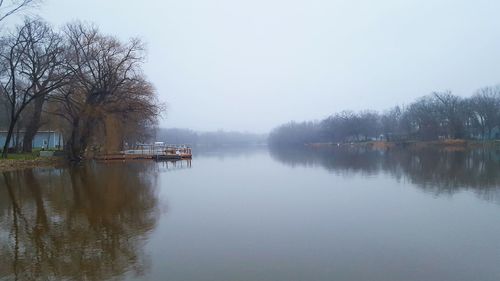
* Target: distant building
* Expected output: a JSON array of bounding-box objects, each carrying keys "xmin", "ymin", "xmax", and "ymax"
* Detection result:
[
  {"xmin": 487, "ymin": 127, "xmax": 500, "ymax": 140},
  {"xmin": 0, "ymin": 131, "xmax": 63, "ymax": 149},
  {"xmin": 470, "ymin": 127, "xmax": 500, "ymax": 140}
]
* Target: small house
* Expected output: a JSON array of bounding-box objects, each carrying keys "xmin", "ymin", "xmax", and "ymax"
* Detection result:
[{"xmin": 0, "ymin": 131, "xmax": 64, "ymax": 150}]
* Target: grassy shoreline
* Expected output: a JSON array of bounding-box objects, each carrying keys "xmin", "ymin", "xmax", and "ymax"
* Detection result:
[
  {"xmin": 0, "ymin": 151, "xmax": 66, "ymax": 172},
  {"xmin": 0, "ymin": 157, "xmax": 65, "ymax": 172}
]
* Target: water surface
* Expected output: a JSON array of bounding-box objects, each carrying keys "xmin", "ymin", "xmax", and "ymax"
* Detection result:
[{"xmin": 1, "ymin": 147, "xmax": 500, "ymax": 281}]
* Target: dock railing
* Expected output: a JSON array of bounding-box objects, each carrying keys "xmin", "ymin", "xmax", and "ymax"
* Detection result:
[{"xmin": 115, "ymin": 143, "xmax": 192, "ymax": 160}]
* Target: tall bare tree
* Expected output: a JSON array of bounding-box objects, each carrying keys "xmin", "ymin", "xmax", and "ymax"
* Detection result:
[
  {"xmin": 433, "ymin": 91, "xmax": 468, "ymax": 139},
  {"xmin": 469, "ymin": 86, "xmax": 500, "ymax": 139},
  {"xmin": 21, "ymin": 19, "xmax": 66, "ymax": 152},
  {"xmin": 0, "ymin": 18, "xmax": 65, "ymax": 158},
  {"xmin": 50, "ymin": 23, "xmax": 161, "ymax": 160}
]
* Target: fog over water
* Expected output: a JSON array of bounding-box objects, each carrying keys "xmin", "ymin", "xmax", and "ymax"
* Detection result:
[{"xmin": 35, "ymin": 0, "xmax": 500, "ymax": 133}]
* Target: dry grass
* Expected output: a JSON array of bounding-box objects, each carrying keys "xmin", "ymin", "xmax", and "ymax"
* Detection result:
[
  {"xmin": 0, "ymin": 157, "xmax": 64, "ymax": 172},
  {"xmin": 371, "ymin": 141, "xmax": 395, "ymax": 149}
]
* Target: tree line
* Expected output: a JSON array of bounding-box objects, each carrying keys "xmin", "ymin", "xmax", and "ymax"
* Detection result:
[
  {"xmin": 269, "ymin": 89, "xmax": 500, "ymax": 145},
  {"xmin": 0, "ymin": 3, "xmax": 162, "ymax": 160},
  {"xmin": 156, "ymin": 128, "xmax": 267, "ymax": 147}
]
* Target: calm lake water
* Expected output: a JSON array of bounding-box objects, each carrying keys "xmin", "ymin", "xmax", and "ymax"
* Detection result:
[{"xmin": 1, "ymin": 146, "xmax": 500, "ymax": 281}]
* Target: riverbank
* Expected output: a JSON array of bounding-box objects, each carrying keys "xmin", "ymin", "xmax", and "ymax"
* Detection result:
[
  {"xmin": 306, "ymin": 139, "xmax": 500, "ymax": 150},
  {"xmin": 0, "ymin": 157, "xmax": 65, "ymax": 172}
]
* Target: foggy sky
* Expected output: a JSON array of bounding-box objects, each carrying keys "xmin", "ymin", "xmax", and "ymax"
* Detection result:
[{"xmin": 36, "ymin": 0, "xmax": 500, "ymax": 133}]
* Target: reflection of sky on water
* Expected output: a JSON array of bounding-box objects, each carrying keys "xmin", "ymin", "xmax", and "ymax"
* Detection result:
[{"xmin": 1, "ymin": 148, "xmax": 500, "ymax": 281}]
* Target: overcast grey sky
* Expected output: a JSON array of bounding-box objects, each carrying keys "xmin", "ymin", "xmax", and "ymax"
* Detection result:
[{"xmin": 35, "ymin": 0, "xmax": 500, "ymax": 133}]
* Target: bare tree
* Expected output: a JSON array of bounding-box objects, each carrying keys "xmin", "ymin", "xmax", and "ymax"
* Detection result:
[
  {"xmin": 356, "ymin": 110, "xmax": 380, "ymax": 141},
  {"xmin": 433, "ymin": 91, "xmax": 468, "ymax": 139},
  {"xmin": 270, "ymin": 86, "xmax": 500, "ymax": 145},
  {"xmin": 0, "ymin": 18, "xmax": 65, "ymax": 158},
  {"xmin": 268, "ymin": 121, "xmax": 322, "ymax": 146},
  {"xmin": 381, "ymin": 106, "xmax": 403, "ymax": 141},
  {"xmin": 405, "ymin": 96, "xmax": 442, "ymax": 140},
  {"xmin": 20, "ymin": 19, "xmax": 66, "ymax": 152},
  {"xmin": 49, "ymin": 23, "xmax": 162, "ymax": 160},
  {"xmin": 469, "ymin": 86, "xmax": 500, "ymax": 139},
  {"xmin": 0, "ymin": 0, "xmax": 40, "ymax": 24}
]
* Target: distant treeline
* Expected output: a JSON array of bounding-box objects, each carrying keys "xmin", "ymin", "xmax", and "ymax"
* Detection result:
[
  {"xmin": 156, "ymin": 128, "xmax": 267, "ymax": 147},
  {"xmin": 269, "ymin": 88, "xmax": 500, "ymax": 145}
]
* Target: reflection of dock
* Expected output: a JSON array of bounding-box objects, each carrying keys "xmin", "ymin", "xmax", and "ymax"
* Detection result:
[
  {"xmin": 159, "ymin": 159, "xmax": 192, "ymax": 170},
  {"xmin": 95, "ymin": 144, "xmax": 192, "ymax": 161}
]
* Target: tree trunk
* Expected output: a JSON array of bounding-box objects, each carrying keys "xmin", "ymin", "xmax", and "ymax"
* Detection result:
[
  {"xmin": 1, "ymin": 121, "xmax": 16, "ymax": 158},
  {"xmin": 65, "ymin": 118, "xmax": 81, "ymax": 161},
  {"xmin": 14, "ymin": 123, "xmax": 21, "ymax": 151},
  {"xmin": 22, "ymin": 95, "xmax": 45, "ymax": 153},
  {"xmin": 65, "ymin": 116, "xmax": 93, "ymax": 161},
  {"xmin": 78, "ymin": 117, "xmax": 93, "ymax": 158}
]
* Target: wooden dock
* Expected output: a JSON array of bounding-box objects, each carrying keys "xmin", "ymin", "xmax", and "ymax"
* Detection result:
[{"xmin": 94, "ymin": 144, "xmax": 192, "ymax": 161}]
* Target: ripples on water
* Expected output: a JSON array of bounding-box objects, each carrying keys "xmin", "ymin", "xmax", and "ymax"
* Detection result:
[{"xmin": 1, "ymin": 146, "xmax": 500, "ymax": 281}]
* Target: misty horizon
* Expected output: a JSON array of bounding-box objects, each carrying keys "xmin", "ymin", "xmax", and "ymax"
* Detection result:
[{"xmin": 27, "ymin": 0, "xmax": 500, "ymax": 133}]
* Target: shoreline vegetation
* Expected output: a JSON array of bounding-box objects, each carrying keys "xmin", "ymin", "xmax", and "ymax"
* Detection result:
[
  {"xmin": 0, "ymin": 127, "xmax": 268, "ymax": 172},
  {"xmin": 3, "ymin": 139, "xmax": 499, "ymax": 172},
  {"xmin": 0, "ymin": 156, "xmax": 64, "ymax": 172},
  {"xmin": 1, "ymin": 10, "xmax": 162, "ymax": 161},
  {"xmin": 305, "ymin": 139, "xmax": 500, "ymax": 150},
  {"xmin": 0, "ymin": 148, "xmax": 65, "ymax": 171},
  {"xmin": 2, "ymin": 2, "xmax": 500, "ymax": 171},
  {"xmin": 269, "ymin": 89, "xmax": 500, "ymax": 147}
]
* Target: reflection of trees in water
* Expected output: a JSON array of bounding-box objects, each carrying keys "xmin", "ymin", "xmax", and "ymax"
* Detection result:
[
  {"xmin": 195, "ymin": 145, "xmax": 267, "ymax": 160},
  {"xmin": 382, "ymin": 148, "xmax": 500, "ymax": 194},
  {"xmin": 269, "ymin": 146, "xmax": 500, "ymax": 198},
  {"xmin": 0, "ymin": 162, "xmax": 159, "ymax": 281},
  {"xmin": 269, "ymin": 146, "xmax": 385, "ymax": 176}
]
